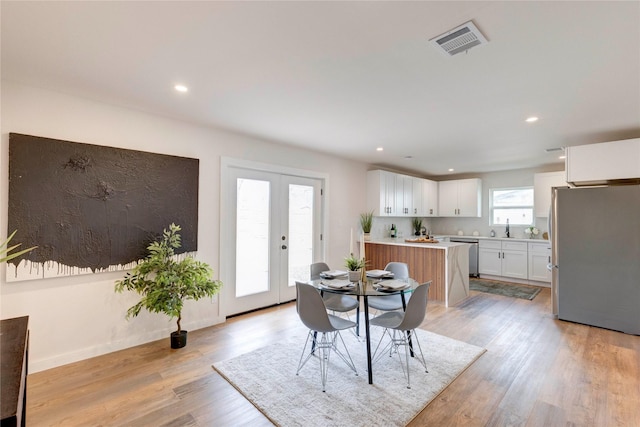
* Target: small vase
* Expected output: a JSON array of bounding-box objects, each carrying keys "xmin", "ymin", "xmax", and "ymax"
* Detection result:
[
  {"xmin": 363, "ymin": 233, "xmax": 371, "ymax": 241},
  {"xmin": 348, "ymin": 270, "xmax": 361, "ymax": 282}
]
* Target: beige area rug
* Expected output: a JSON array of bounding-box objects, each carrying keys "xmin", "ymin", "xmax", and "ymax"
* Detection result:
[{"xmin": 213, "ymin": 328, "xmax": 486, "ymax": 427}]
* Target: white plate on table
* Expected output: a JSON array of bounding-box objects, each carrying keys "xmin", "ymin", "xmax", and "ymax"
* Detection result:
[
  {"xmin": 366, "ymin": 269, "xmax": 394, "ymax": 278},
  {"xmin": 374, "ymin": 280, "xmax": 410, "ymax": 292},
  {"xmin": 320, "ymin": 280, "xmax": 355, "ymax": 290},
  {"xmin": 320, "ymin": 270, "xmax": 347, "ymax": 279}
]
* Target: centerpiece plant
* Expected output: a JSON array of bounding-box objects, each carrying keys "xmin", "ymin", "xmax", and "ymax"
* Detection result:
[
  {"xmin": 344, "ymin": 253, "xmax": 367, "ymax": 282},
  {"xmin": 115, "ymin": 223, "xmax": 222, "ymax": 349}
]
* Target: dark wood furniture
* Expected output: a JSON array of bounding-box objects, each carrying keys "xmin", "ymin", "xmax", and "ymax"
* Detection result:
[{"xmin": 1, "ymin": 316, "xmax": 29, "ymax": 427}]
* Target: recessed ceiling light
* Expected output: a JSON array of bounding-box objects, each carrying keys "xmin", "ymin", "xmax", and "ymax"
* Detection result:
[
  {"xmin": 174, "ymin": 84, "xmax": 188, "ymax": 93},
  {"xmin": 525, "ymin": 116, "xmax": 539, "ymax": 123},
  {"xmin": 448, "ymin": 168, "xmax": 455, "ymax": 172},
  {"xmin": 376, "ymin": 147, "xmax": 384, "ymax": 152}
]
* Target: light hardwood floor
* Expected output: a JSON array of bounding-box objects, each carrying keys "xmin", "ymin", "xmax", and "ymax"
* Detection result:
[{"xmin": 27, "ymin": 287, "xmax": 640, "ymax": 426}]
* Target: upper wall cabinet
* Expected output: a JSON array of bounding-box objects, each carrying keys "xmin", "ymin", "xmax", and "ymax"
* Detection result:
[
  {"xmin": 367, "ymin": 170, "xmax": 398, "ymax": 216},
  {"xmin": 421, "ymin": 179, "xmax": 439, "ymax": 217},
  {"xmin": 366, "ymin": 170, "xmax": 438, "ymax": 217},
  {"xmin": 566, "ymin": 138, "xmax": 640, "ymax": 186},
  {"xmin": 438, "ymin": 178, "xmax": 482, "ymax": 217},
  {"xmin": 534, "ymin": 171, "xmax": 566, "ymax": 217},
  {"xmin": 394, "ymin": 174, "xmax": 415, "ymax": 216}
]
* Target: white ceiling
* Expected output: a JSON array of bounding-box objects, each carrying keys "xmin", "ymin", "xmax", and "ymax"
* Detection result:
[{"xmin": 2, "ymin": 1, "xmax": 639, "ymax": 177}]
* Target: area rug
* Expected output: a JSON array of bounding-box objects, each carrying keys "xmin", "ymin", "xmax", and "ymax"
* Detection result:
[
  {"xmin": 470, "ymin": 278, "xmax": 541, "ymax": 300},
  {"xmin": 213, "ymin": 328, "xmax": 485, "ymax": 427}
]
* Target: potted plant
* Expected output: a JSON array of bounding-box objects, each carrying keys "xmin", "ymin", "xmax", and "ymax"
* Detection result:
[
  {"xmin": 412, "ymin": 217, "xmax": 423, "ymax": 236},
  {"xmin": 360, "ymin": 211, "xmax": 373, "ymax": 241},
  {"xmin": 344, "ymin": 253, "xmax": 367, "ymax": 282},
  {"xmin": 115, "ymin": 223, "xmax": 222, "ymax": 349},
  {"xmin": 525, "ymin": 226, "xmax": 540, "ymax": 239}
]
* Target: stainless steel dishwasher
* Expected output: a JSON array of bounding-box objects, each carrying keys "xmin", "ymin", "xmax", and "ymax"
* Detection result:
[{"xmin": 449, "ymin": 237, "xmax": 479, "ymax": 277}]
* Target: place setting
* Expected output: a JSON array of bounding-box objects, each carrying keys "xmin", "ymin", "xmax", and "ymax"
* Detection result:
[
  {"xmin": 372, "ymin": 279, "xmax": 411, "ymax": 292},
  {"xmin": 319, "ymin": 270, "xmax": 348, "ymax": 279},
  {"xmin": 319, "ymin": 279, "xmax": 355, "ymax": 291}
]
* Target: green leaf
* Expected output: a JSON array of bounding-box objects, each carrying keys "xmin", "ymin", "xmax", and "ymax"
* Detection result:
[
  {"xmin": 1, "ymin": 230, "xmax": 37, "ymax": 263},
  {"xmin": 114, "ymin": 223, "xmax": 223, "ymax": 333}
]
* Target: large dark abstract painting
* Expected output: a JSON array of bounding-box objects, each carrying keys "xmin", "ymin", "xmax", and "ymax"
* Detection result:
[{"xmin": 7, "ymin": 133, "xmax": 199, "ymax": 282}]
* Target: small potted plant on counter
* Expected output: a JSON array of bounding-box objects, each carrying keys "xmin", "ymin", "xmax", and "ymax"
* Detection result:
[
  {"xmin": 115, "ymin": 223, "xmax": 222, "ymax": 349},
  {"xmin": 412, "ymin": 217, "xmax": 423, "ymax": 236},
  {"xmin": 344, "ymin": 253, "xmax": 365, "ymax": 282},
  {"xmin": 360, "ymin": 211, "xmax": 373, "ymax": 241}
]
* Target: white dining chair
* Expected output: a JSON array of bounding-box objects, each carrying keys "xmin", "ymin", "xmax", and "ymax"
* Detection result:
[
  {"xmin": 370, "ymin": 281, "xmax": 431, "ymax": 389},
  {"xmin": 367, "ymin": 262, "xmax": 410, "ymax": 312},
  {"xmin": 295, "ymin": 282, "xmax": 358, "ymax": 391},
  {"xmin": 310, "ymin": 262, "xmax": 360, "ymax": 314}
]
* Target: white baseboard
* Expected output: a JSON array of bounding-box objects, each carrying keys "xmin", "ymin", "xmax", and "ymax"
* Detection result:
[{"xmin": 30, "ymin": 315, "xmax": 225, "ymax": 373}]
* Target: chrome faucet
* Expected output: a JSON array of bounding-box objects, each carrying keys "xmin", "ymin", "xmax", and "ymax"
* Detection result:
[{"xmin": 505, "ymin": 219, "xmax": 510, "ymax": 238}]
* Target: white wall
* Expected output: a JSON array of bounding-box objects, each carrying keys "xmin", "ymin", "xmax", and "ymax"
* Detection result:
[{"xmin": 0, "ymin": 81, "xmax": 368, "ymax": 372}]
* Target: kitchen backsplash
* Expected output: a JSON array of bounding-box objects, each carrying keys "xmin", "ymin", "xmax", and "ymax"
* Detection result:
[{"xmin": 369, "ymin": 216, "xmax": 549, "ymax": 240}]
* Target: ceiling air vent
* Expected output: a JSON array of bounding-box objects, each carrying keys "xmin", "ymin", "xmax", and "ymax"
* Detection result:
[{"xmin": 430, "ymin": 21, "xmax": 488, "ymax": 57}]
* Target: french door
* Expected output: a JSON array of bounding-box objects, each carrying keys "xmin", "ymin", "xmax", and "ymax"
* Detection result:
[{"xmin": 221, "ymin": 160, "xmax": 324, "ymax": 316}]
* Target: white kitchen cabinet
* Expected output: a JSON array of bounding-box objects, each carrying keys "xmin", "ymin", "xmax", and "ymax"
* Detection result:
[
  {"xmin": 395, "ymin": 174, "xmax": 414, "ymax": 216},
  {"xmin": 566, "ymin": 138, "xmax": 640, "ymax": 185},
  {"xmin": 367, "ymin": 170, "xmax": 424, "ymax": 217},
  {"xmin": 366, "ymin": 170, "xmax": 398, "ymax": 216},
  {"xmin": 479, "ymin": 240, "xmax": 528, "ymax": 279},
  {"xmin": 438, "ymin": 178, "xmax": 482, "ymax": 217},
  {"xmin": 367, "ymin": 170, "xmax": 442, "ymax": 217},
  {"xmin": 528, "ymin": 242, "xmax": 551, "ymax": 283},
  {"xmin": 478, "ymin": 240, "xmax": 502, "ymax": 276},
  {"xmin": 411, "ymin": 177, "xmax": 423, "ymax": 216},
  {"xmin": 534, "ymin": 171, "xmax": 566, "ymax": 217},
  {"xmin": 421, "ymin": 179, "xmax": 438, "ymax": 216}
]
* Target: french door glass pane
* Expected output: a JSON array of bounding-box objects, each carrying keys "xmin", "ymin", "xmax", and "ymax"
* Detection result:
[
  {"xmin": 288, "ymin": 184, "xmax": 314, "ymax": 286},
  {"xmin": 236, "ymin": 178, "xmax": 270, "ymax": 297}
]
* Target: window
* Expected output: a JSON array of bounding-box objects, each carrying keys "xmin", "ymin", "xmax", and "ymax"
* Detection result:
[{"xmin": 490, "ymin": 187, "xmax": 534, "ymax": 226}]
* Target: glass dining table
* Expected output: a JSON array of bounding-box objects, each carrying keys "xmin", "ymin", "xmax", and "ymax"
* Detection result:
[{"xmin": 308, "ymin": 276, "xmax": 420, "ymax": 384}]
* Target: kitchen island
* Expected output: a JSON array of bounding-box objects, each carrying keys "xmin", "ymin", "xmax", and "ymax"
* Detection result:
[{"xmin": 365, "ymin": 238, "xmax": 470, "ymax": 307}]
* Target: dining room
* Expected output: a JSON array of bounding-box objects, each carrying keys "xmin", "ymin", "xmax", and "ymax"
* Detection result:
[{"xmin": 2, "ymin": 1, "xmax": 640, "ymax": 426}]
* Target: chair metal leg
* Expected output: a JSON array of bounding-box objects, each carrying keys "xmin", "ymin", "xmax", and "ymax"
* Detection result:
[
  {"xmin": 296, "ymin": 331, "xmax": 315, "ymax": 375},
  {"xmin": 297, "ymin": 330, "xmax": 358, "ymax": 392},
  {"xmin": 370, "ymin": 328, "xmax": 428, "ymax": 389}
]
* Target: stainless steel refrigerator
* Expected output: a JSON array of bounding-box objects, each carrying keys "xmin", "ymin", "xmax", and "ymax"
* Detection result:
[{"xmin": 550, "ymin": 184, "xmax": 640, "ymax": 335}]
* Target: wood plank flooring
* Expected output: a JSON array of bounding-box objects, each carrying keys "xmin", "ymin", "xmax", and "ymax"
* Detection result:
[{"xmin": 26, "ymin": 287, "xmax": 640, "ymax": 426}]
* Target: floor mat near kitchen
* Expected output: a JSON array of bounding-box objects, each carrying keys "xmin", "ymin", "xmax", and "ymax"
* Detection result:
[{"xmin": 469, "ymin": 278, "xmax": 542, "ymax": 300}]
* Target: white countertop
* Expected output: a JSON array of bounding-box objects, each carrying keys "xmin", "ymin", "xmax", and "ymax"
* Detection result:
[
  {"xmin": 435, "ymin": 235, "xmax": 550, "ymax": 243},
  {"xmin": 367, "ymin": 237, "xmax": 468, "ymax": 249}
]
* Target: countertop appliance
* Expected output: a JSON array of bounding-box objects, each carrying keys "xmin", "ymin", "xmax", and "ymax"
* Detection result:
[
  {"xmin": 449, "ymin": 237, "xmax": 479, "ymax": 277},
  {"xmin": 550, "ymin": 185, "xmax": 640, "ymax": 335}
]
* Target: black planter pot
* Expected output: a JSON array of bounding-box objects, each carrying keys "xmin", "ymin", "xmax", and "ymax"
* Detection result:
[{"xmin": 170, "ymin": 330, "xmax": 188, "ymax": 349}]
